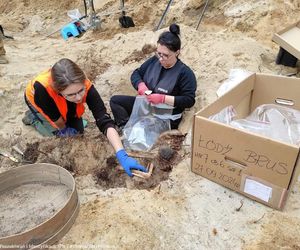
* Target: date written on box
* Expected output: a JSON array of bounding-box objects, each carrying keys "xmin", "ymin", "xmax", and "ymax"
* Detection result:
[{"xmin": 191, "ymin": 73, "xmax": 300, "ymax": 210}]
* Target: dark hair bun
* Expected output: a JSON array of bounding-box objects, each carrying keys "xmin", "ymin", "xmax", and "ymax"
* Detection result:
[{"xmin": 169, "ymin": 23, "xmax": 180, "ymax": 36}]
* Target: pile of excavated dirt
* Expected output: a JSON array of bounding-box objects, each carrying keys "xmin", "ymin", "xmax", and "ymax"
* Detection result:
[{"xmin": 1, "ymin": 0, "xmax": 300, "ymax": 249}]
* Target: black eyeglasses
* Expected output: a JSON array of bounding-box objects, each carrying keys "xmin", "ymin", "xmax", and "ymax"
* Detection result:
[
  {"xmin": 61, "ymin": 87, "xmax": 86, "ymax": 99},
  {"xmin": 155, "ymin": 51, "xmax": 172, "ymax": 60}
]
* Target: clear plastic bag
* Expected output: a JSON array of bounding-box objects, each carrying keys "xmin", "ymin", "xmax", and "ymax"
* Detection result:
[
  {"xmin": 67, "ymin": 9, "xmax": 83, "ymax": 20},
  {"xmin": 216, "ymin": 69, "xmax": 252, "ymax": 97},
  {"xmin": 245, "ymin": 104, "xmax": 300, "ymax": 145},
  {"xmin": 151, "ymin": 103, "xmax": 181, "ymax": 120},
  {"xmin": 209, "ymin": 105, "xmax": 236, "ymax": 124},
  {"xmin": 209, "ymin": 104, "xmax": 300, "ymax": 145},
  {"xmin": 123, "ymin": 96, "xmax": 171, "ymax": 151},
  {"xmin": 230, "ymin": 119, "xmax": 272, "ymax": 137}
]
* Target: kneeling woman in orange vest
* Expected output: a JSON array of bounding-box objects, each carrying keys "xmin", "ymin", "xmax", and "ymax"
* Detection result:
[{"xmin": 23, "ymin": 58, "xmax": 146, "ymax": 177}]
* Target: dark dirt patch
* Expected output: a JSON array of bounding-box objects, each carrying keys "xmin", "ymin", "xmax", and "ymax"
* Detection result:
[
  {"xmin": 94, "ymin": 156, "xmax": 127, "ymax": 190},
  {"xmin": 152, "ymin": 130, "xmax": 187, "ymax": 151},
  {"xmin": 5, "ymin": 130, "xmax": 185, "ymax": 191},
  {"xmin": 23, "ymin": 141, "xmax": 40, "ymax": 163},
  {"xmin": 77, "ymin": 48, "xmax": 111, "ymax": 81},
  {"xmin": 35, "ymin": 135, "xmax": 111, "ymax": 176},
  {"xmin": 93, "ymin": 151, "xmax": 182, "ymax": 191},
  {"xmin": 132, "ymin": 158, "xmax": 175, "ymax": 190},
  {"xmin": 156, "ymin": 146, "xmax": 182, "ymax": 173},
  {"xmin": 159, "ymin": 145, "xmax": 175, "ymax": 161},
  {"xmin": 122, "ymin": 44, "xmax": 156, "ymax": 65}
]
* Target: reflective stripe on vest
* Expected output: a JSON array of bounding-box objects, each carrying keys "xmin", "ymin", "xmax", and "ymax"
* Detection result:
[{"xmin": 25, "ymin": 69, "xmax": 92, "ymax": 128}]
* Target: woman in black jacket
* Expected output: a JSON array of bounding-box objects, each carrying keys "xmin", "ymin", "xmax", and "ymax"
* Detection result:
[{"xmin": 110, "ymin": 23, "xmax": 197, "ymax": 129}]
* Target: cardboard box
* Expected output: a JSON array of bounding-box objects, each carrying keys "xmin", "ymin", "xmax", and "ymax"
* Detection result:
[
  {"xmin": 272, "ymin": 20, "xmax": 300, "ymax": 59},
  {"xmin": 191, "ymin": 73, "xmax": 300, "ymax": 210}
]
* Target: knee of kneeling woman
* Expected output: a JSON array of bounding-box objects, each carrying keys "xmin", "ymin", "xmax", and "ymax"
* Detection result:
[{"xmin": 109, "ymin": 96, "xmax": 118, "ymax": 109}]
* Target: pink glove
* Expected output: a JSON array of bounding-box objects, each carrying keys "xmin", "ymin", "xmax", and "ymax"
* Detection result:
[
  {"xmin": 137, "ymin": 82, "xmax": 149, "ymax": 95},
  {"xmin": 146, "ymin": 93, "xmax": 165, "ymax": 104}
]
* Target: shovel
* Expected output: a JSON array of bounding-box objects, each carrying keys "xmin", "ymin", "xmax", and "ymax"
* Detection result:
[{"xmin": 119, "ymin": 0, "xmax": 135, "ymax": 28}]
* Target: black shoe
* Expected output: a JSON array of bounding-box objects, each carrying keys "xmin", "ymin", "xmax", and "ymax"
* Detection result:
[{"xmin": 22, "ymin": 110, "xmax": 35, "ymax": 125}]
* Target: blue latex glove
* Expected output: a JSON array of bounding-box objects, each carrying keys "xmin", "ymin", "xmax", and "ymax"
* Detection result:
[
  {"xmin": 56, "ymin": 127, "xmax": 78, "ymax": 137},
  {"xmin": 116, "ymin": 149, "xmax": 147, "ymax": 177}
]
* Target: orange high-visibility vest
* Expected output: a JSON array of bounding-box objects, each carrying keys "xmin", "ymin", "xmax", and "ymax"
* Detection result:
[{"xmin": 25, "ymin": 69, "xmax": 92, "ymax": 128}]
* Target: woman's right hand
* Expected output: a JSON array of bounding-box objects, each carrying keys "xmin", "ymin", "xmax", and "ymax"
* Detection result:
[
  {"xmin": 137, "ymin": 82, "xmax": 149, "ymax": 95},
  {"xmin": 116, "ymin": 149, "xmax": 147, "ymax": 177},
  {"xmin": 56, "ymin": 127, "xmax": 78, "ymax": 137}
]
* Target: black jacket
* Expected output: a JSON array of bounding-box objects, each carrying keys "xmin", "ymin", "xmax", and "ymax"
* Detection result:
[{"xmin": 131, "ymin": 56, "xmax": 197, "ymax": 115}]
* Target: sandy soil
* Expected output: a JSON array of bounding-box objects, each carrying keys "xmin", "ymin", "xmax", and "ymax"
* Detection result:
[
  {"xmin": 0, "ymin": 182, "xmax": 71, "ymax": 237},
  {"xmin": 1, "ymin": 0, "xmax": 300, "ymax": 249}
]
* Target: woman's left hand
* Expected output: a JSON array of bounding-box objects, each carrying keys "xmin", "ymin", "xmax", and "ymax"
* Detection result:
[{"xmin": 146, "ymin": 93, "xmax": 165, "ymax": 104}]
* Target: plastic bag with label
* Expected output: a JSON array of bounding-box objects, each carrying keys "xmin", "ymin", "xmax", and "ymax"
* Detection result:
[{"xmin": 245, "ymin": 104, "xmax": 300, "ymax": 145}]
